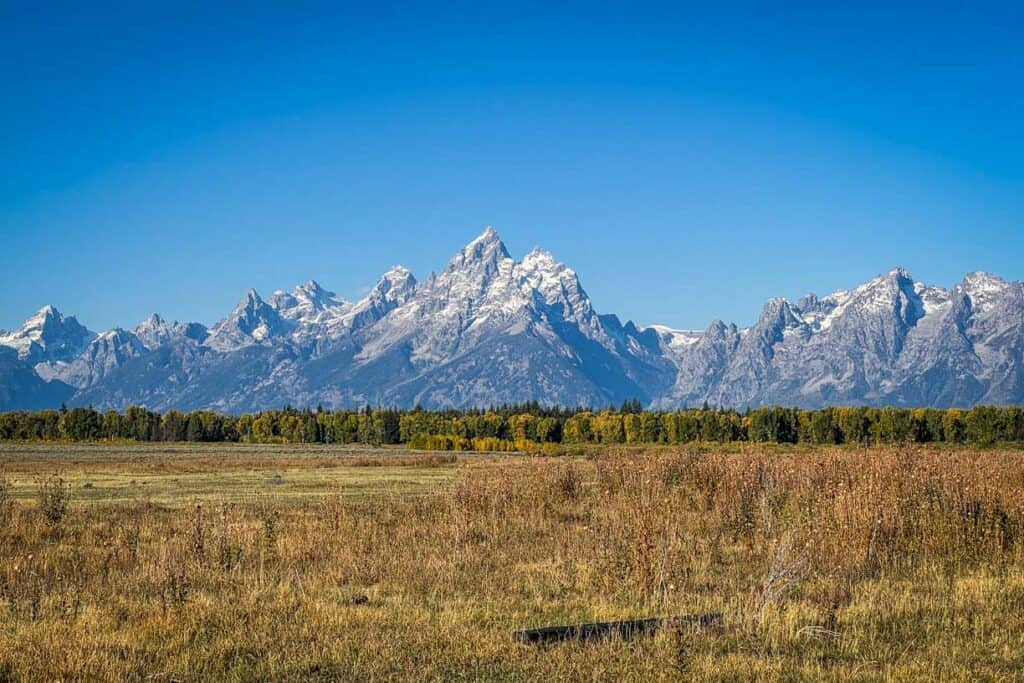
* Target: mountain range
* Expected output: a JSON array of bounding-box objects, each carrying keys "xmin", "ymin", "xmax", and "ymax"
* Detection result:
[{"xmin": 2, "ymin": 228, "xmax": 1022, "ymax": 413}]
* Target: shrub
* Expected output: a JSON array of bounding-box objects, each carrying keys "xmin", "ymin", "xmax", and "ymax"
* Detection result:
[{"xmin": 35, "ymin": 474, "xmax": 71, "ymax": 526}]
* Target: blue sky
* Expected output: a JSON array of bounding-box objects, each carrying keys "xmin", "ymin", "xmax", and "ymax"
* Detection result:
[{"xmin": 2, "ymin": 2, "xmax": 1022, "ymax": 332}]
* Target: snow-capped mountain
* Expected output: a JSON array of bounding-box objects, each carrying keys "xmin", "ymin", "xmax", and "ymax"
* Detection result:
[
  {"xmin": 133, "ymin": 314, "xmax": 207, "ymax": 350},
  {"xmin": 39, "ymin": 328, "xmax": 148, "ymax": 389},
  {"xmin": 651, "ymin": 267, "xmax": 1024, "ymax": 409},
  {"xmin": 0, "ymin": 305, "xmax": 94, "ymax": 365},
  {"xmin": 2, "ymin": 228, "xmax": 1023, "ymax": 412},
  {"xmin": 309, "ymin": 228, "xmax": 670, "ymax": 408},
  {"xmin": 206, "ymin": 289, "xmax": 292, "ymax": 351},
  {"xmin": 269, "ymin": 280, "xmax": 349, "ymax": 323},
  {"xmin": 342, "ymin": 266, "xmax": 418, "ymax": 334}
]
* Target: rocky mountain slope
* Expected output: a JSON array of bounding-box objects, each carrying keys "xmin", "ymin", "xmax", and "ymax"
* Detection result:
[{"xmin": 2, "ymin": 229, "xmax": 1022, "ymax": 412}]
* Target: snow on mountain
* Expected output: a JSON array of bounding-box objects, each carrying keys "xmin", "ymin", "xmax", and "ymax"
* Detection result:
[
  {"xmin": 649, "ymin": 319, "xmax": 741, "ymax": 409},
  {"xmin": 339, "ymin": 266, "xmax": 417, "ymax": 334},
  {"xmin": 3, "ymin": 229, "xmax": 1024, "ymax": 412},
  {"xmin": 269, "ymin": 280, "xmax": 351, "ymax": 324},
  {"xmin": 207, "ymin": 289, "xmax": 291, "ymax": 351},
  {"xmin": 0, "ymin": 305, "xmax": 94, "ymax": 364},
  {"xmin": 646, "ymin": 325, "xmax": 702, "ymax": 352},
  {"xmin": 653, "ymin": 266, "xmax": 1024, "ymax": 409},
  {"xmin": 39, "ymin": 328, "xmax": 148, "ymax": 389},
  {"xmin": 322, "ymin": 227, "xmax": 671, "ymax": 409},
  {"xmin": 134, "ymin": 314, "xmax": 208, "ymax": 350},
  {"xmin": 958, "ymin": 271, "xmax": 1010, "ymax": 315}
]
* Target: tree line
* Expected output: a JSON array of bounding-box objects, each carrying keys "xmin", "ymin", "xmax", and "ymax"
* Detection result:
[{"xmin": 1, "ymin": 402, "xmax": 1023, "ymax": 448}]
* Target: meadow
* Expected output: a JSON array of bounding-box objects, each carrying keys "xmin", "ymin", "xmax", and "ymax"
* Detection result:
[{"xmin": 1, "ymin": 443, "xmax": 1023, "ymax": 681}]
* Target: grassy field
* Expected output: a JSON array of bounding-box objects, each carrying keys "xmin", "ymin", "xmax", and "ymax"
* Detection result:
[
  {"xmin": 1, "ymin": 443, "xmax": 1023, "ymax": 680},
  {"xmin": 0, "ymin": 443, "xmax": 463, "ymax": 504}
]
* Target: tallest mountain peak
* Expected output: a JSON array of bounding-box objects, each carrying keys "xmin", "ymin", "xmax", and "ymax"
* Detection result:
[
  {"xmin": 476, "ymin": 225, "xmax": 501, "ymax": 243},
  {"xmin": 466, "ymin": 226, "xmax": 507, "ymax": 253},
  {"xmin": 446, "ymin": 226, "xmax": 512, "ymax": 271},
  {"xmin": 464, "ymin": 225, "xmax": 507, "ymax": 258}
]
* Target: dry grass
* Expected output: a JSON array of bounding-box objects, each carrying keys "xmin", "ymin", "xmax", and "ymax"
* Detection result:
[
  {"xmin": 0, "ymin": 444, "xmax": 465, "ymax": 505},
  {"xmin": 1, "ymin": 444, "xmax": 1023, "ymax": 680}
]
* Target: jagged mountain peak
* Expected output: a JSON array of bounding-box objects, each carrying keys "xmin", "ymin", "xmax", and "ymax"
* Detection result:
[
  {"xmin": 431, "ymin": 233, "xmax": 594, "ymax": 325},
  {"xmin": 377, "ymin": 265, "xmax": 417, "ymax": 289},
  {"xmin": 295, "ymin": 279, "xmax": 330, "ymax": 298},
  {"xmin": 796, "ymin": 266, "xmax": 925, "ymax": 330},
  {"xmin": 133, "ymin": 313, "xmax": 207, "ymax": 350},
  {"xmin": 335, "ymin": 265, "xmax": 419, "ymax": 334},
  {"xmin": 229, "ymin": 288, "xmax": 285, "ymax": 321},
  {"xmin": 446, "ymin": 226, "xmax": 512, "ymax": 270},
  {"xmin": 475, "ymin": 225, "xmax": 502, "ymax": 246},
  {"xmin": 271, "ymin": 280, "xmax": 349, "ymax": 321},
  {"xmin": 4, "ymin": 229, "xmax": 1024, "ymax": 412},
  {"xmin": 24, "ymin": 304, "xmax": 73, "ymax": 331},
  {"xmin": 36, "ymin": 326, "xmax": 148, "ymax": 389},
  {"xmin": 219, "ymin": 288, "xmax": 267, "ymax": 319},
  {"xmin": 959, "ymin": 270, "xmax": 1008, "ymax": 294},
  {"xmin": 523, "ymin": 245, "xmax": 555, "ymax": 262},
  {"xmin": 351, "ymin": 231, "xmax": 629, "ymax": 378},
  {"xmin": 806, "ymin": 273, "xmax": 937, "ymax": 321},
  {"xmin": 761, "ymin": 296, "xmax": 794, "ymax": 312},
  {"xmin": 383, "ymin": 263, "xmax": 412, "ymax": 276},
  {"xmin": 3, "ymin": 304, "xmax": 66, "ymax": 335},
  {"xmin": 292, "ymin": 280, "xmax": 350, "ymax": 309},
  {"xmin": 756, "ymin": 297, "xmax": 804, "ymax": 330},
  {"xmin": 519, "ymin": 246, "xmax": 568, "ymax": 273},
  {"xmin": 0, "ymin": 304, "xmax": 94, "ymax": 364},
  {"xmin": 32, "ymin": 303, "xmax": 59, "ymax": 320},
  {"xmin": 234, "ymin": 288, "xmax": 274, "ymax": 317},
  {"xmin": 207, "ymin": 288, "xmax": 289, "ymax": 350},
  {"xmin": 421, "ymin": 229, "xmax": 518, "ymax": 317},
  {"xmin": 852, "ymin": 266, "xmax": 917, "ymax": 298},
  {"xmin": 962, "ymin": 270, "xmax": 1005, "ymax": 286},
  {"xmin": 795, "ymin": 292, "xmax": 821, "ymax": 312},
  {"xmin": 746, "ymin": 297, "xmax": 806, "ymax": 350},
  {"xmin": 519, "ymin": 247, "xmax": 581, "ymax": 287},
  {"xmin": 360, "ymin": 266, "xmax": 418, "ymax": 308},
  {"xmin": 518, "ymin": 248, "xmax": 591, "ymax": 317},
  {"xmin": 957, "ymin": 270, "xmax": 1011, "ymax": 315}
]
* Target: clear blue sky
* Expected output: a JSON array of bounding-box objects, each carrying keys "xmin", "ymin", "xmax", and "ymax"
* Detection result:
[{"xmin": 2, "ymin": 2, "xmax": 1022, "ymax": 333}]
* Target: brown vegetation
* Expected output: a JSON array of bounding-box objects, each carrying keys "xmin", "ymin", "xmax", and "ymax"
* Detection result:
[{"xmin": 1, "ymin": 445, "xmax": 1022, "ymax": 679}]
